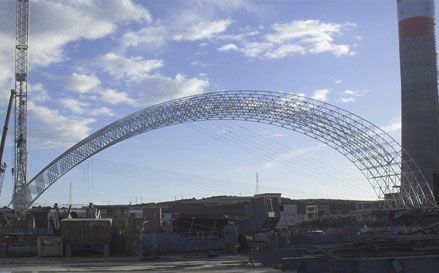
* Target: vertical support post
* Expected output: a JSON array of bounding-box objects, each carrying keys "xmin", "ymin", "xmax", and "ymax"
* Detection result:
[
  {"xmin": 65, "ymin": 244, "xmax": 71, "ymax": 257},
  {"xmin": 103, "ymin": 243, "xmax": 109, "ymax": 257}
]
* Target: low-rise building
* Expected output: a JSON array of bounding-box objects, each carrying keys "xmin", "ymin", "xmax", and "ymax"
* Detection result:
[{"xmin": 306, "ymin": 204, "xmax": 329, "ymax": 221}]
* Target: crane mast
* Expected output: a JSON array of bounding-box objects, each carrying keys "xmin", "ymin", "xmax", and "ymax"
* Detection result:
[{"xmin": 13, "ymin": 0, "xmax": 30, "ymax": 212}]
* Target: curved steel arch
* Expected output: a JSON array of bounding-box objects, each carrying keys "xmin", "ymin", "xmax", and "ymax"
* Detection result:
[{"xmin": 13, "ymin": 91, "xmax": 436, "ymax": 211}]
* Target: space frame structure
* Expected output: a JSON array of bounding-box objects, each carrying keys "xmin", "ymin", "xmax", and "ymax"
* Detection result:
[{"xmin": 10, "ymin": 91, "xmax": 436, "ymax": 212}]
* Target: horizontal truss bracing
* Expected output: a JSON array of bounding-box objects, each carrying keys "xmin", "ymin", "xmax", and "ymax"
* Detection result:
[{"xmin": 11, "ymin": 91, "xmax": 436, "ymax": 211}]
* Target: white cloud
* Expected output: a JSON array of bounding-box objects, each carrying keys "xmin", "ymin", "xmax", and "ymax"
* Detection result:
[
  {"xmin": 339, "ymin": 89, "xmax": 367, "ymax": 103},
  {"xmin": 138, "ymin": 74, "xmax": 209, "ymax": 104},
  {"xmin": 0, "ymin": 0, "xmax": 152, "ymax": 105},
  {"xmin": 191, "ymin": 60, "xmax": 210, "ymax": 67},
  {"xmin": 218, "ymin": 43, "xmax": 239, "ymax": 52},
  {"xmin": 28, "ymin": 101, "xmax": 95, "ymax": 144},
  {"xmin": 93, "ymin": 53, "xmax": 164, "ymax": 82},
  {"xmin": 334, "ymin": 79, "xmax": 342, "ymax": 84},
  {"xmin": 117, "ymin": 0, "xmax": 262, "ymax": 51},
  {"xmin": 241, "ymin": 42, "xmax": 272, "ymax": 58},
  {"xmin": 122, "ymin": 25, "xmax": 167, "ymax": 48},
  {"xmin": 122, "ymin": 19, "xmax": 233, "ymax": 49},
  {"xmin": 60, "ymin": 97, "xmax": 115, "ymax": 116},
  {"xmin": 28, "ymin": 0, "xmax": 152, "ymax": 67},
  {"xmin": 100, "ymin": 89, "xmax": 137, "ymax": 105},
  {"xmin": 0, "ymin": 32, "xmax": 15, "ymax": 103},
  {"xmin": 381, "ymin": 120, "xmax": 401, "ymax": 133},
  {"xmin": 59, "ymin": 98, "xmax": 89, "ymax": 114},
  {"xmin": 29, "ymin": 83, "xmax": 50, "ymax": 102},
  {"xmin": 216, "ymin": 29, "xmax": 260, "ymax": 41},
  {"xmin": 117, "ymin": 4, "xmax": 353, "ymax": 62},
  {"xmin": 190, "ymin": 0, "xmax": 260, "ymax": 14},
  {"xmin": 89, "ymin": 0, "xmax": 152, "ymax": 23},
  {"xmin": 267, "ymin": 20, "xmax": 333, "ymax": 43},
  {"xmin": 312, "ymin": 89, "xmax": 330, "ymax": 102},
  {"xmin": 309, "ymin": 42, "xmax": 350, "ymax": 57},
  {"xmin": 218, "ymin": 19, "xmax": 355, "ymax": 59},
  {"xmin": 31, "ymin": 140, "xmax": 76, "ymax": 150},
  {"xmin": 264, "ymin": 44, "xmax": 305, "ymax": 59},
  {"xmin": 89, "ymin": 107, "xmax": 115, "ymax": 117},
  {"xmin": 92, "ymin": 53, "xmax": 209, "ymax": 104},
  {"xmin": 173, "ymin": 19, "xmax": 232, "ymax": 41},
  {"xmin": 339, "ymin": 97, "xmax": 354, "ymax": 103},
  {"xmin": 65, "ymin": 73, "xmax": 100, "ymax": 94}
]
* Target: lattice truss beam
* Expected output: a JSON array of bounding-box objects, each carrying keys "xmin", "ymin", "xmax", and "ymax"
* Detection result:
[
  {"xmin": 12, "ymin": 91, "xmax": 436, "ymax": 211},
  {"xmin": 13, "ymin": 0, "xmax": 30, "ymax": 212}
]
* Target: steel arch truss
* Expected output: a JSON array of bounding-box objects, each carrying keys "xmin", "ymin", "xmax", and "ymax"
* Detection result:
[{"xmin": 15, "ymin": 91, "xmax": 436, "ymax": 211}]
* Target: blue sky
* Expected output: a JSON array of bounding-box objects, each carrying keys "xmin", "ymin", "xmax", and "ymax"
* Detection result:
[{"xmin": 0, "ymin": 0, "xmax": 427, "ymax": 206}]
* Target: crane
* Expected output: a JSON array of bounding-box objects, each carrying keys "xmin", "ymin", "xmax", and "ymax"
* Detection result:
[
  {"xmin": 0, "ymin": 90, "xmax": 15, "ymax": 198},
  {"xmin": 13, "ymin": 0, "xmax": 30, "ymax": 212}
]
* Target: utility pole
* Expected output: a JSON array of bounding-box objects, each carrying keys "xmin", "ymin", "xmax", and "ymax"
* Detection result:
[
  {"xmin": 255, "ymin": 172, "xmax": 260, "ymax": 195},
  {"xmin": 13, "ymin": 0, "xmax": 30, "ymax": 212},
  {"xmin": 68, "ymin": 182, "xmax": 72, "ymax": 206}
]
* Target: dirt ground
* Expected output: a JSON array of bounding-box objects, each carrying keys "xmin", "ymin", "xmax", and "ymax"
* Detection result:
[{"xmin": 0, "ymin": 255, "xmax": 284, "ymax": 272}]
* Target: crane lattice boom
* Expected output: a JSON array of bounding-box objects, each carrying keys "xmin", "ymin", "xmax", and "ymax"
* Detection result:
[{"xmin": 13, "ymin": 0, "xmax": 30, "ymax": 212}]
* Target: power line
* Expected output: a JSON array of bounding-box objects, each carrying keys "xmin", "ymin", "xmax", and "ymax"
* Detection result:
[
  {"xmin": 188, "ymin": 122, "xmax": 354, "ymax": 197},
  {"xmin": 203, "ymin": 121, "xmax": 372, "ymax": 193},
  {"xmin": 187, "ymin": 122, "xmax": 372, "ymax": 199},
  {"xmin": 204, "ymin": 120, "xmax": 373, "ymax": 193},
  {"xmin": 221, "ymin": 121, "xmax": 368, "ymax": 186},
  {"xmin": 78, "ymin": 158, "xmax": 326, "ymax": 198}
]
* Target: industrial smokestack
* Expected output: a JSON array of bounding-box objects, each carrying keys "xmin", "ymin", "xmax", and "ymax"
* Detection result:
[{"xmin": 397, "ymin": 0, "xmax": 439, "ymax": 201}]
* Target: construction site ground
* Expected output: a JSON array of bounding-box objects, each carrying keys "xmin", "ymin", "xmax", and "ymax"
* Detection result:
[{"xmin": 0, "ymin": 255, "xmax": 280, "ymax": 272}]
